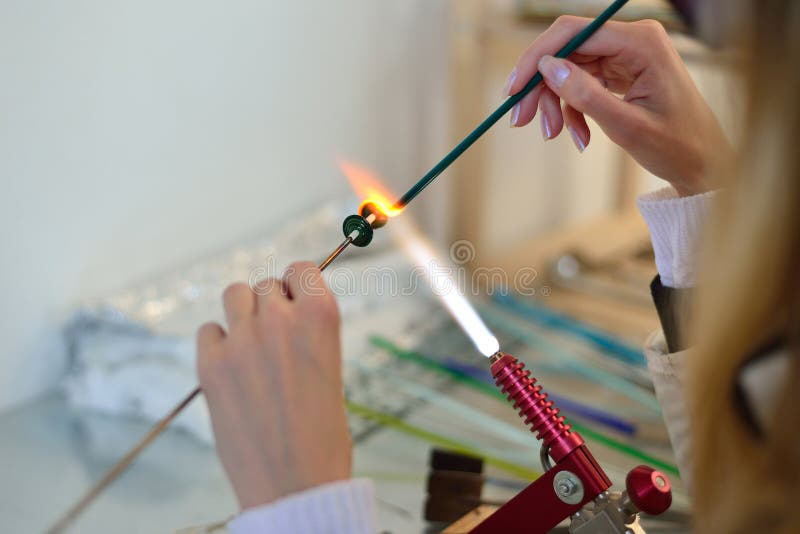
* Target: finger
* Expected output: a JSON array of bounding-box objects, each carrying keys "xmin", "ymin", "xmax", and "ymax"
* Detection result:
[
  {"xmin": 563, "ymin": 104, "xmax": 590, "ymax": 153},
  {"xmin": 510, "ymin": 84, "xmax": 543, "ymax": 128},
  {"xmin": 197, "ymin": 321, "xmax": 226, "ymax": 348},
  {"xmin": 506, "ymin": 16, "xmax": 629, "ymax": 96},
  {"xmin": 583, "ymin": 62, "xmax": 631, "ymax": 95},
  {"xmin": 515, "ymin": 53, "xmax": 633, "ymax": 98},
  {"xmin": 539, "ymin": 88, "xmax": 564, "ymax": 141},
  {"xmin": 570, "ymin": 52, "xmax": 602, "ymax": 65},
  {"xmin": 254, "ymin": 277, "xmax": 288, "ymax": 312},
  {"xmin": 283, "ymin": 261, "xmax": 330, "ymax": 303},
  {"xmin": 222, "ymin": 282, "xmax": 256, "ymax": 328},
  {"xmin": 538, "ymin": 55, "xmax": 648, "ymax": 143},
  {"xmin": 593, "ymin": 73, "xmax": 609, "ymax": 90}
]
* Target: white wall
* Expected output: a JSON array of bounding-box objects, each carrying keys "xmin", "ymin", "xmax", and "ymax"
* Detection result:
[{"xmin": 0, "ymin": 1, "xmax": 448, "ymax": 411}]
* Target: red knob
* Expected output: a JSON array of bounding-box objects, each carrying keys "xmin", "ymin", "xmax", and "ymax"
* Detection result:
[{"xmin": 625, "ymin": 465, "xmax": 672, "ymax": 516}]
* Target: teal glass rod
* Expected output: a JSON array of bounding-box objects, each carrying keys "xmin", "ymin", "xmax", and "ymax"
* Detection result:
[{"xmin": 393, "ymin": 0, "xmax": 629, "ymax": 210}]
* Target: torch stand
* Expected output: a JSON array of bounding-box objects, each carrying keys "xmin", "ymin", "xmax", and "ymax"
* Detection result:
[{"xmin": 462, "ymin": 353, "xmax": 672, "ymax": 534}]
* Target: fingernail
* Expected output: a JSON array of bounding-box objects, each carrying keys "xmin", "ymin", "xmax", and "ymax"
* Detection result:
[
  {"xmin": 539, "ymin": 55, "xmax": 570, "ymax": 88},
  {"xmin": 540, "ymin": 112, "xmax": 552, "ymax": 140},
  {"xmin": 568, "ymin": 126, "xmax": 586, "ymax": 152},
  {"xmin": 503, "ymin": 67, "xmax": 517, "ymax": 96},
  {"xmin": 510, "ymin": 103, "xmax": 520, "ymax": 127}
]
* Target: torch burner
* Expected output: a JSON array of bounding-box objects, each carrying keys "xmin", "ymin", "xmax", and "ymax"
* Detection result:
[
  {"xmin": 490, "ymin": 352, "xmax": 584, "ymax": 463},
  {"xmin": 469, "ymin": 352, "xmax": 672, "ymax": 534}
]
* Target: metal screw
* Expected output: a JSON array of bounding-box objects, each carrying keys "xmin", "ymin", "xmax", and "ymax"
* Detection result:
[
  {"xmin": 557, "ymin": 479, "xmax": 577, "ymax": 497},
  {"xmin": 553, "ymin": 470, "xmax": 584, "ymax": 505}
]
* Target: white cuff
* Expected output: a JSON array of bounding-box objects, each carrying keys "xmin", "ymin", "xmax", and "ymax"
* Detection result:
[
  {"xmin": 637, "ymin": 187, "xmax": 716, "ymax": 288},
  {"xmin": 227, "ymin": 479, "xmax": 377, "ymax": 534}
]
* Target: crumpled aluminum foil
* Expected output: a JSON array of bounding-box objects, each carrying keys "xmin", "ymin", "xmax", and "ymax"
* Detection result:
[{"xmin": 63, "ymin": 197, "xmax": 440, "ymax": 444}]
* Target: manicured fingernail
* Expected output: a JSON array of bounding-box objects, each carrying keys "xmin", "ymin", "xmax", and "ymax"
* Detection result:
[
  {"xmin": 568, "ymin": 126, "xmax": 586, "ymax": 152},
  {"xmin": 539, "ymin": 55, "xmax": 570, "ymax": 88},
  {"xmin": 540, "ymin": 112, "xmax": 552, "ymax": 140},
  {"xmin": 503, "ymin": 67, "xmax": 517, "ymax": 96},
  {"xmin": 510, "ymin": 103, "xmax": 520, "ymax": 127}
]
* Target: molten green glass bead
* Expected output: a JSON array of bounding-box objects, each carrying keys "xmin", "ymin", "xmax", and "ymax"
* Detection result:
[{"xmin": 342, "ymin": 214, "xmax": 373, "ymax": 247}]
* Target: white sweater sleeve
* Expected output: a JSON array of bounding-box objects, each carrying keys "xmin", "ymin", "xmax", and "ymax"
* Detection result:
[
  {"xmin": 636, "ymin": 187, "xmax": 717, "ymax": 288},
  {"xmin": 227, "ymin": 479, "xmax": 377, "ymax": 534}
]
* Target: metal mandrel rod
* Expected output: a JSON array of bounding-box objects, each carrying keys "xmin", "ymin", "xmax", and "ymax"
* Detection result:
[
  {"xmin": 45, "ymin": 387, "xmax": 201, "ymax": 534},
  {"xmin": 319, "ymin": 236, "xmax": 354, "ymax": 271},
  {"xmin": 45, "ymin": 242, "xmax": 359, "ymax": 533}
]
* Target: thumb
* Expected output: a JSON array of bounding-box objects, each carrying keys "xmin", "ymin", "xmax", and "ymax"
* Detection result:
[{"xmin": 538, "ymin": 55, "xmax": 643, "ymax": 141}]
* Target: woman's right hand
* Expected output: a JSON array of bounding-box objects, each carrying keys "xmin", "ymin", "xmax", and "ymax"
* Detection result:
[{"xmin": 505, "ymin": 17, "xmax": 732, "ymax": 197}]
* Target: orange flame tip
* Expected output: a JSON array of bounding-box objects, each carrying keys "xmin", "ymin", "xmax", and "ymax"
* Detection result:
[{"xmin": 337, "ymin": 158, "xmax": 403, "ymax": 218}]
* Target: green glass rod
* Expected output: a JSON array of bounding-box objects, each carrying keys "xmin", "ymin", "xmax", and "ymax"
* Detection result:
[{"xmin": 392, "ymin": 0, "xmax": 629, "ymax": 210}]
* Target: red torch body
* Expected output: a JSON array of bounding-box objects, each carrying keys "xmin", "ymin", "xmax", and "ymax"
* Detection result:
[
  {"xmin": 491, "ymin": 353, "xmax": 586, "ymax": 462},
  {"xmin": 468, "ymin": 353, "xmax": 670, "ymax": 534}
]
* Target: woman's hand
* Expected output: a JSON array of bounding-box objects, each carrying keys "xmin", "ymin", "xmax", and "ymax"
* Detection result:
[
  {"xmin": 505, "ymin": 17, "xmax": 732, "ymax": 197},
  {"xmin": 196, "ymin": 262, "xmax": 350, "ymax": 510}
]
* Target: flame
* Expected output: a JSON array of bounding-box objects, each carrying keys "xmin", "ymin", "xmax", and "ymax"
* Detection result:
[
  {"xmin": 337, "ymin": 158, "xmax": 403, "ymax": 218},
  {"xmin": 392, "ymin": 219, "xmax": 500, "ymax": 358}
]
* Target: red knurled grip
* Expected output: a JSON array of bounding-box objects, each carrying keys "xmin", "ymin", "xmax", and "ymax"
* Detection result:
[{"xmin": 491, "ymin": 353, "xmax": 584, "ymax": 462}]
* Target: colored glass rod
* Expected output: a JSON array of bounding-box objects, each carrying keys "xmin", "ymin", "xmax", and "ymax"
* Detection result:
[{"xmin": 392, "ymin": 0, "xmax": 630, "ymax": 210}]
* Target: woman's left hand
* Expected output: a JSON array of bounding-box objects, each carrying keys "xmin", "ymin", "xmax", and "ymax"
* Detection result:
[{"xmin": 196, "ymin": 262, "xmax": 351, "ymax": 510}]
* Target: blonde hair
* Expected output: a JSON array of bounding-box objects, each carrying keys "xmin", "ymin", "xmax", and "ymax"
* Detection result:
[{"xmin": 690, "ymin": 1, "xmax": 800, "ymax": 531}]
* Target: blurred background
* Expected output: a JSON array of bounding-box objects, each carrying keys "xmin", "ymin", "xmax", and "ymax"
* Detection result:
[
  {"xmin": 0, "ymin": 1, "xmax": 736, "ymax": 532},
  {"xmin": 0, "ymin": 0, "xmax": 451, "ymax": 411}
]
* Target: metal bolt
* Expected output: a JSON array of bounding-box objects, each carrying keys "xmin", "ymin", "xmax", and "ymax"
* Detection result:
[
  {"xmin": 557, "ymin": 479, "xmax": 577, "ymax": 496},
  {"xmin": 553, "ymin": 470, "xmax": 584, "ymax": 505}
]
